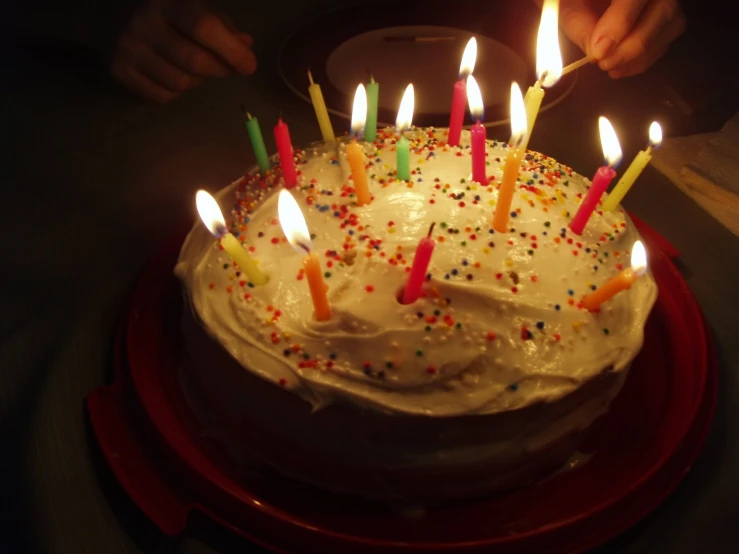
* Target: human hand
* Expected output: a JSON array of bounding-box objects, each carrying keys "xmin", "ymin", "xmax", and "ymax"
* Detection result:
[
  {"xmin": 558, "ymin": 0, "xmax": 686, "ymax": 78},
  {"xmin": 111, "ymin": 0, "xmax": 256, "ymax": 102}
]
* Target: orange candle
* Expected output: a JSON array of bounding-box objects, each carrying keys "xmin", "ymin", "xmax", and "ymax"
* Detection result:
[
  {"xmin": 493, "ymin": 82, "xmax": 527, "ymax": 233},
  {"xmin": 303, "ymin": 252, "xmax": 331, "ymax": 321},
  {"xmin": 347, "ymin": 140, "xmax": 371, "ymax": 206},
  {"xmin": 581, "ymin": 241, "xmax": 647, "ymax": 312},
  {"xmin": 347, "ymin": 84, "xmax": 371, "ymax": 206},
  {"xmin": 277, "ymin": 189, "xmax": 331, "ymax": 321}
]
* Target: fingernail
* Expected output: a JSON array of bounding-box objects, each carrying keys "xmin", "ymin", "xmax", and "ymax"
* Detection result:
[{"xmin": 592, "ymin": 36, "xmax": 614, "ymax": 60}]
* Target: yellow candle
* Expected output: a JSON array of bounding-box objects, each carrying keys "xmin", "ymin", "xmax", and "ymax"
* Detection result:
[
  {"xmin": 220, "ymin": 232, "xmax": 268, "ymax": 285},
  {"xmin": 602, "ymin": 122, "xmax": 662, "ymax": 211},
  {"xmin": 521, "ymin": 0, "xmax": 563, "ymax": 152},
  {"xmin": 303, "ymin": 252, "xmax": 331, "ymax": 321},
  {"xmin": 493, "ymin": 82, "xmax": 527, "ymax": 233},
  {"xmin": 346, "ymin": 140, "xmax": 371, "ymax": 206},
  {"xmin": 308, "ymin": 70, "xmax": 336, "ymax": 142},
  {"xmin": 521, "ymin": 80, "xmax": 544, "ymax": 152},
  {"xmin": 195, "ymin": 190, "xmax": 268, "ymax": 286},
  {"xmin": 278, "ymin": 190, "xmax": 332, "ymax": 321},
  {"xmin": 581, "ymin": 241, "xmax": 647, "ymax": 311},
  {"xmin": 493, "ymin": 148, "xmax": 524, "ymax": 233}
]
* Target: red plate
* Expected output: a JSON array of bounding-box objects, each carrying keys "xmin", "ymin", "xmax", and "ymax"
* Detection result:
[{"xmin": 87, "ymin": 217, "xmax": 716, "ymax": 553}]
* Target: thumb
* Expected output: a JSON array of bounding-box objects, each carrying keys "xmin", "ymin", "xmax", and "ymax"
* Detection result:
[{"xmin": 559, "ymin": 0, "xmax": 600, "ymax": 56}]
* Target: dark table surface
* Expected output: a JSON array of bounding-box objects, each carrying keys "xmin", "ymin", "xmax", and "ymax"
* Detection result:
[{"xmin": 2, "ymin": 1, "xmax": 738, "ymax": 553}]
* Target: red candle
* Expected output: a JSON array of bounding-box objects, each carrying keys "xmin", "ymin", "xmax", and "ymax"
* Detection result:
[
  {"xmin": 448, "ymin": 79, "xmax": 467, "ymax": 147},
  {"xmin": 467, "ymin": 75, "xmax": 487, "ymax": 184},
  {"xmin": 402, "ymin": 223, "xmax": 436, "ymax": 305},
  {"xmin": 447, "ymin": 38, "xmax": 477, "ymax": 147},
  {"xmin": 569, "ymin": 117, "xmax": 622, "ymax": 235},
  {"xmin": 274, "ymin": 117, "xmax": 297, "ymax": 188}
]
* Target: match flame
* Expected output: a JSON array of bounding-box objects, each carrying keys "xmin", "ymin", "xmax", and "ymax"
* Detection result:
[
  {"xmin": 536, "ymin": 0, "xmax": 563, "ymax": 87},
  {"xmin": 631, "ymin": 241, "xmax": 647, "ymax": 275},
  {"xmin": 459, "ymin": 37, "xmax": 477, "ymax": 79},
  {"xmin": 278, "ymin": 190, "xmax": 312, "ymax": 253},
  {"xmin": 196, "ymin": 190, "xmax": 227, "ymax": 238},
  {"xmin": 649, "ymin": 121, "xmax": 663, "ymax": 148},
  {"xmin": 509, "ymin": 82, "xmax": 527, "ymax": 147},
  {"xmin": 466, "ymin": 75, "xmax": 484, "ymax": 122},
  {"xmin": 351, "ymin": 84, "xmax": 367, "ymax": 137},
  {"xmin": 599, "ymin": 116, "xmax": 622, "ymax": 167},
  {"xmin": 396, "ymin": 84, "xmax": 415, "ymax": 131}
]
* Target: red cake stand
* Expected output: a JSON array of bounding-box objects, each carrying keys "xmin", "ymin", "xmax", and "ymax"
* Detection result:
[{"xmin": 87, "ymin": 215, "xmax": 716, "ymax": 553}]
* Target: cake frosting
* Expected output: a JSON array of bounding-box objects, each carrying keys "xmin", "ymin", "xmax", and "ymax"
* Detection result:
[{"xmin": 176, "ymin": 128, "xmax": 657, "ymax": 419}]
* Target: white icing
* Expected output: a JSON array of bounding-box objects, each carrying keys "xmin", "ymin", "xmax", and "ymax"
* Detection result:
[{"xmin": 176, "ymin": 128, "xmax": 657, "ymax": 417}]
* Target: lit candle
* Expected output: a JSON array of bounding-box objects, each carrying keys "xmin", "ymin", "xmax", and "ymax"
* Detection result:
[
  {"xmin": 243, "ymin": 109, "xmax": 271, "ymax": 175},
  {"xmin": 346, "ymin": 84, "xmax": 371, "ymax": 206},
  {"xmin": 307, "ymin": 70, "xmax": 336, "ymax": 142},
  {"xmin": 581, "ymin": 241, "xmax": 648, "ymax": 311},
  {"xmin": 521, "ymin": 0, "xmax": 562, "ymax": 152},
  {"xmin": 493, "ymin": 82, "xmax": 528, "ymax": 233},
  {"xmin": 365, "ymin": 75, "xmax": 379, "ymax": 143},
  {"xmin": 278, "ymin": 190, "xmax": 331, "ymax": 321},
  {"xmin": 195, "ymin": 190, "xmax": 268, "ymax": 285},
  {"xmin": 570, "ymin": 117, "xmax": 623, "ymax": 235},
  {"xmin": 395, "ymin": 83, "xmax": 414, "ymax": 181},
  {"xmin": 602, "ymin": 122, "xmax": 663, "ymax": 211},
  {"xmin": 273, "ymin": 117, "xmax": 298, "ymax": 188},
  {"xmin": 467, "ymin": 75, "xmax": 488, "ymax": 185},
  {"xmin": 402, "ymin": 222, "xmax": 436, "ymax": 305},
  {"xmin": 447, "ymin": 37, "xmax": 477, "ymax": 147}
]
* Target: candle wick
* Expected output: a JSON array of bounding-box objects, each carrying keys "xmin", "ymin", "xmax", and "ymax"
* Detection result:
[
  {"xmin": 427, "ymin": 222, "xmax": 436, "ymax": 237},
  {"xmin": 297, "ymin": 241, "xmax": 311, "ymax": 254},
  {"xmin": 367, "ymin": 68, "xmax": 375, "ymax": 82},
  {"xmin": 246, "ymin": 111, "xmax": 253, "ymax": 120},
  {"xmin": 307, "ymin": 69, "xmax": 314, "ymax": 85}
]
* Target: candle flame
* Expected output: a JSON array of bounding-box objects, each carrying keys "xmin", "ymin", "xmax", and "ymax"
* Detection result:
[
  {"xmin": 649, "ymin": 121, "xmax": 663, "ymax": 148},
  {"xmin": 536, "ymin": 0, "xmax": 563, "ymax": 87},
  {"xmin": 466, "ymin": 75, "xmax": 484, "ymax": 122},
  {"xmin": 509, "ymin": 82, "xmax": 527, "ymax": 147},
  {"xmin": 278, "ymin": 190, "xmax": 312, "ymax": 253},
  {"xmin": 396, "ymin": 83, "xmax": 415, "ymax": 131},
  {"xmin": 351, "ymin": 84, "xmax": 367, "ymax": 137},
  {"xmin": 599, "ymin": 116, "xmax": 622, "ymax": 167},
  {"xmin": 195, "ymin": 190, "xmax": 227, "ymax": 238},
  {"xmin": 459, "ymin": 37, "xmax": 477, "ymax": 79},
  {"xmin": 631, "ymin": 241, "xmax": 647, "ymax": 274}
]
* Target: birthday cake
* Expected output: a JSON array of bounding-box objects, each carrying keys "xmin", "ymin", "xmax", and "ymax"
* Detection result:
[{"xmin": 175, "ymin": 128, "xmax": 658, "ymax": 502}]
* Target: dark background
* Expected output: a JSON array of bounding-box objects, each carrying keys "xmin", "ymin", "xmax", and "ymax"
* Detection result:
[{"xmin": 1, "ymin": 1, "xmax": 738, "ymax": 552}]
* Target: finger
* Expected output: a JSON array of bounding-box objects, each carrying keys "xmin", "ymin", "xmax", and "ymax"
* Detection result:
[
  {"xmin": 607, "ymin": 21, "xmax": 677, "ymax": 78},
  {"xmin": 590, "ymin": 0, "xmax": 648, "ymax": 60},
  {"xmin": 118, "ymin": 35, "xmax": 204, "ymax": 93},
  {"xmin": 169, "ymin": 7, "xmax": 256, "ymax": 74},
  {"xmin": 599, "ymin": 1, "xmax": 686, "ymax": 72},
  {"xmin": 131, "ymin": 9, "xmax": 232, "ymax": 77},
  {"xmin": 111, "ymin": 59, "xmax": 178, "ymax": 103},
  {"xmin": 238, "ymin": 33, "xmax": 254, "ymax": 48},
  {"xmin": 559, "ymin": 0, "xmax": 601, "ymax": 56}
]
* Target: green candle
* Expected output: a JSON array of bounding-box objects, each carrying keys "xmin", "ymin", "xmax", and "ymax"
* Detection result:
[
  {"xmin": 365, "ymin": 76, "xmax": 379, "ymax": 143},
  {"xmin": 245, "ymin": 112, "xmax": 271, "ymax": 174},
  {"xmin": 396, "ymin": 136, "xmax": 410, "ymax": 180},
  {"xmin": 395, "ymin": 84, "xmax": 414, "ymax": 181}
]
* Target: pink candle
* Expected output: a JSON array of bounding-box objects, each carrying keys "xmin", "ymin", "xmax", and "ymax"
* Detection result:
[
  {"xmin": 402, "ymin": 223, "xmax": 436, "ymax": 305},
  {"xmin": 471, "ymin": 120, "xmax": 487, "ymax": 184},
  {"xmin": 569, "ymin": 166, "xmax": 616, "ymax": 235},
  {"xmin": 448, "ymin": 79, "xmax": 466, "ymax": 147},
  {"xmin": 467, "ymin": 75, "xmax": 487, "ymax": 184},
  {"xmin": 274, "ymin": 117, "xmax": 297, "ymax": 188},
  {"xmin": 569, "ymin": 116, "xmax": 622, "ymax": 235},
  {"xmin": 447, "ymin": 37, "xmax": 477, "ymax": 147}
]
